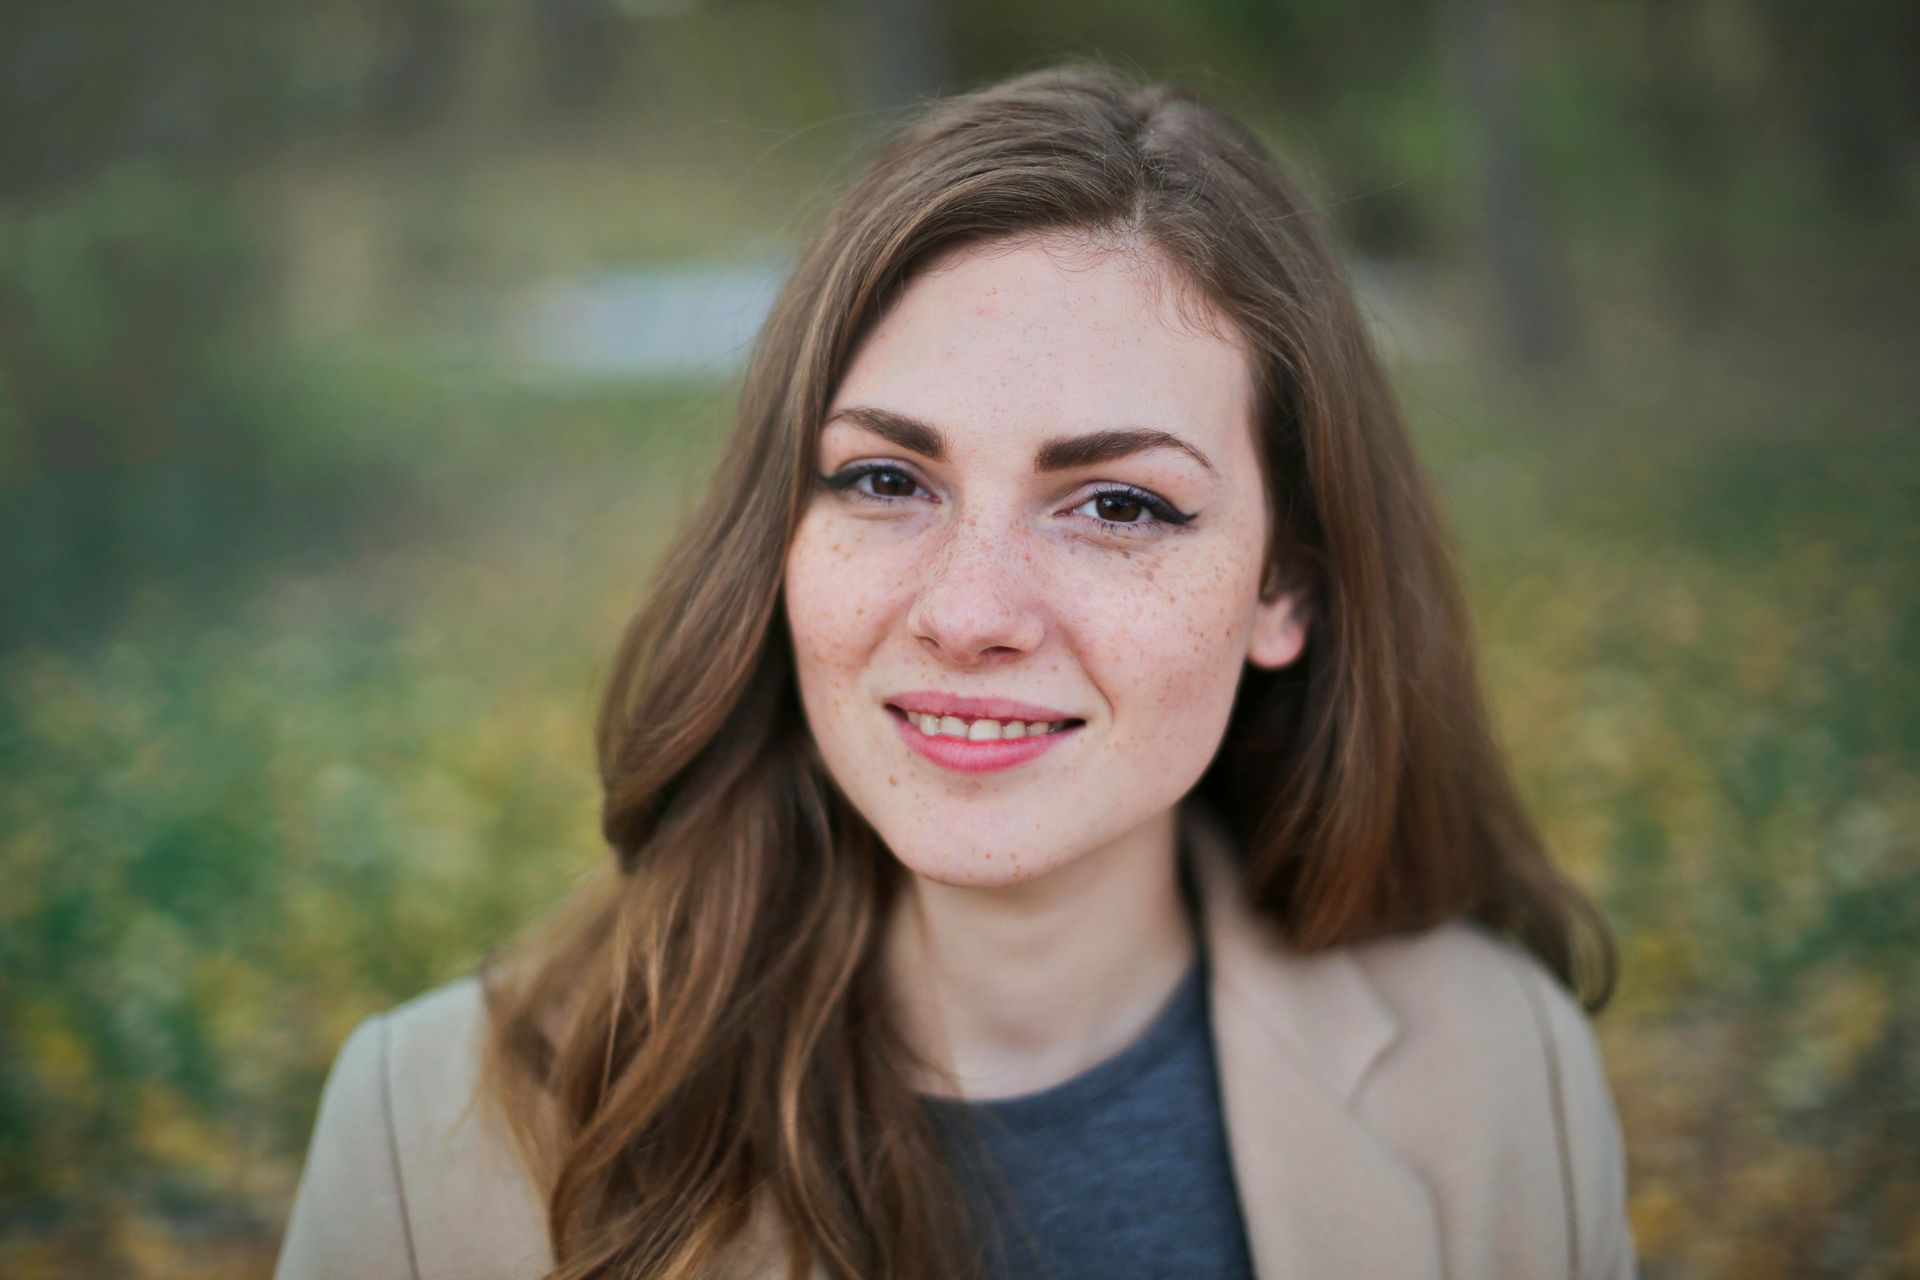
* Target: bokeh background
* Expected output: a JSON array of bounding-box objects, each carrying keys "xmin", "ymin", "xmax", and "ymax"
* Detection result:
[{"xmin": 2, "ymin": 2, "xmax": 1915, "ymax": 1276}]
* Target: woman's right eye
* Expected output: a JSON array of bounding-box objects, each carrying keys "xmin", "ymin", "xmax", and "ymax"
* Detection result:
[{"xmin": 819, "ymin": 463, "xmax": 928, "ymax": 504}]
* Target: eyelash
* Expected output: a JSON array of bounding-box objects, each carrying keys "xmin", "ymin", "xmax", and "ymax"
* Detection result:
[{"xmin": 818, "ymin": 463, "xmax": 1196, "ymax": 535}]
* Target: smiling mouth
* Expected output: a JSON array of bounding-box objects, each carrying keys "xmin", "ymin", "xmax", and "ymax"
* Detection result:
[
  {"xmin": 884, "ymin": 705, "xmax": 1083, "ymax": 775},
  {"xmin": 885, "ymin": 705, "xmax": 1085, "ymax": 741}
]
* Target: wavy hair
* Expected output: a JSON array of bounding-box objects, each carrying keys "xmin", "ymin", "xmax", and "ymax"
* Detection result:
[{"xmin": 480, "ymin": 59, "xmax": 1617, "ymax": 1280}]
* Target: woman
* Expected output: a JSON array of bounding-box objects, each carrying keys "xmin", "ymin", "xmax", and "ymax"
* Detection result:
[{"xmin": 276, "ymin": 62, "xmax": 1635, "ymax": 1280}]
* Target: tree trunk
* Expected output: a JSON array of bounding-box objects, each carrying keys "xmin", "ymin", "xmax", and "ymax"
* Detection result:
[{"xmin": 1448, "ymin": 0, "xmax": 1575, "ymax": 367}]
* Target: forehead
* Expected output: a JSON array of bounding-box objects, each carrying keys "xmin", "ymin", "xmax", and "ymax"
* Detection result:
[{"xmin": 825, "ymin": 234, "xmax": 1256, "ymax": 461}]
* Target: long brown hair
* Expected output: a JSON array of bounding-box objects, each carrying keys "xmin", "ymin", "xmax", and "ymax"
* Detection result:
[{"xmin": 480, "ymin": 59, "xmax": 1618, "ymax": 1280}]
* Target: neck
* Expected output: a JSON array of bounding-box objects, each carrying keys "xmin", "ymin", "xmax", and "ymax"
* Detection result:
[{"xmin": 882, "ymin": 804, "xmax": 1195, "ymax": 1101}]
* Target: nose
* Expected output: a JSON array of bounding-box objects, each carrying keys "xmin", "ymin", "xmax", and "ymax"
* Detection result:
[{"xmin": 906, "ymin": 509, "xmax": 1047, "ymax": 667}]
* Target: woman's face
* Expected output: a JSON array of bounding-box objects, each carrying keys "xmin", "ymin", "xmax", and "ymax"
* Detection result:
[{"xmin": 782, "ymin": 233, "xmax": 1307, "ymax": 889}]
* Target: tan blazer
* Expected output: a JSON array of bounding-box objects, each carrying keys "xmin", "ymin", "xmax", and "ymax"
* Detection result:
[{"xmin": 275, "ymin": 803, "xmax": 1637, "ymax": 1279}]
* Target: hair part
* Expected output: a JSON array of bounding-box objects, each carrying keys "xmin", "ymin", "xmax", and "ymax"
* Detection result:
[{"xmin": 480, "ymin": 57, "xmax": 1618, "ymax": 1280}]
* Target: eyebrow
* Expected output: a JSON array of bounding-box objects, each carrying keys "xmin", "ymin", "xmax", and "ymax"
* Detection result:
[{"xmin": 823, "ymin": 405, "xmax": 1218, "ymax": 476}]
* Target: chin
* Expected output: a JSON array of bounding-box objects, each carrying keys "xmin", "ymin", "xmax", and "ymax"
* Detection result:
[
  {"xmin": 875, "ymin": 826, "xmax": 1078, "ymax": 891},
  {"xmin": 867, "ymin": 802, "xmax": 1098, "ymax": 890}
]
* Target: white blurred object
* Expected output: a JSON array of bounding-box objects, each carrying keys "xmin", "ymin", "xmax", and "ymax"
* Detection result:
[{"xmin": 515, "ymin": 251, "xmax": 789, "ymax": 381}]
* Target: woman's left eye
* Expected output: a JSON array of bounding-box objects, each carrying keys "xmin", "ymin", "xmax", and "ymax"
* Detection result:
[{"xmin": 1069, "ymin": 486, "xmax": 1195, "ymax": 534}]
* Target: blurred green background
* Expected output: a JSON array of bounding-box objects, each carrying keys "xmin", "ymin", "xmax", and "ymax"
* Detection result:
[{"xmin": 1, "ymin": 1, "xmax": 1915, "ymax": 1276}]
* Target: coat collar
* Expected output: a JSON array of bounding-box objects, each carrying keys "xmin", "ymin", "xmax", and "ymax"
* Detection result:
[
  {"xmin": 1181, "ymin": 799, "xmax": 1445, "ymax": 1280},
  {"xmin": 719, "ymin": 802, "xmax": 1446, "ymax": 1280}
]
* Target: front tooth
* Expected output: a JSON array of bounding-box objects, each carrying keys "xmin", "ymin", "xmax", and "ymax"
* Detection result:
[
  {"xmin": 967, "ymin": 719, "xmax": 1002, "ymax": 741},
  {"xmin": 1004, "ymin": 720, "xmax": 1027, "ymax": 738},
  {"xmin": 939, "ymin": 715, "xmax": 968, "ymax": 737}
]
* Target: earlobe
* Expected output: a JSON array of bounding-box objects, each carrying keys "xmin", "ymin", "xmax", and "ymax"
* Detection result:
[{"xmin": 1247, "ymin": 591, "xmax": 1309, "ymax": 670}]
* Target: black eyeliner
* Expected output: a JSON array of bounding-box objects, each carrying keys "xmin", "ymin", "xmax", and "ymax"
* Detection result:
[{"xmin": 1096, "ymin": 483, "xmax": 1197, "ymax": 526}]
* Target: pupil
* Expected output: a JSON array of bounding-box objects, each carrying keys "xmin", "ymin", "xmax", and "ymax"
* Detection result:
[
  {"xmin": 1098, "ymin": 494, "xmax": 1143, "ymax": 522},
  {"xmin": 876, "ymin": 470, "xmax": 912, "ymax": 496}
]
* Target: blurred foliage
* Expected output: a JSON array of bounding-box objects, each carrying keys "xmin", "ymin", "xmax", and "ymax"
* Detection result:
[
  {"xmin": 1, "ymin": 0, "xmax": 1916, "ymax": 1276},
  {"xmin": 1415, "ymin": 297, "xmax": 1919, "ymax": 1276}
]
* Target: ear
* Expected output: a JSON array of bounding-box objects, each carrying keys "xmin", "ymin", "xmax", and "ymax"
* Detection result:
[{"xmin": 1247, "ymin": 588, "xmax": 1308, "ymax": 670}]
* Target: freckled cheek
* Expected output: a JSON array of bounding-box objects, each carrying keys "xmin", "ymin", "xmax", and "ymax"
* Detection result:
[
  {"xmin": 783, "ymin": 521, "xmax": 917, "ymax": 671},
  {"xmin": 1076, "ymin": 558, "xmax": 1251, "ymax": 742}
]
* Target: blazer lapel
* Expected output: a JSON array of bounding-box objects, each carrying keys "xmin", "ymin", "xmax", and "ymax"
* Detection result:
[{"xmin": 1183, "ymin": 802, "xmax": 1445, "ymax": 1280}]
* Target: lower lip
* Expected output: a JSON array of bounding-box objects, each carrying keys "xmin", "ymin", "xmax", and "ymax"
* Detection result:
[{"xmin": 888, "ymin": 708, "xmax": 1080, "ymax": 774}]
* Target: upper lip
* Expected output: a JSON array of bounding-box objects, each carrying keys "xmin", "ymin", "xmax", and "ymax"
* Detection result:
[{"xmin": 886, "ymin": 691, "xmax": 1081, "ymax": 723}]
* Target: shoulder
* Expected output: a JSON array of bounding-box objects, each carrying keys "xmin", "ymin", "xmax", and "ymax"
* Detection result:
[
  {"xmin": 377, "ymin": 975, "xmax": 495, "ymax": 1142},
  {"xmin": 276, "ymin": 977, "xmax": 552, "ymax": 1280},
  {"xmin": 1350, "ymin": 917, "xmax": 1582, "ymax": 1047},
  {"xmin": 1349, "ymin": 919, "xmax": 1621, "ymax": 1143},
  {"xmin": 1345, "ymin": 920, "xmax": 1637, "ymax": 1280}
]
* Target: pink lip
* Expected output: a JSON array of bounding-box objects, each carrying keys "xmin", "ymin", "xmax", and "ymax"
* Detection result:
[
  {"xmin": 887, "ymin": 707, "xmax": 1080, "ymax": 774},
  {"xmin": 886, "ymin": 690, "xmax": 1079, "ymax": 723}
]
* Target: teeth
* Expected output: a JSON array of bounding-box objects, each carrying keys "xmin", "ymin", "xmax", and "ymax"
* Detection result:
[{"xmin": 904, "ymin": 711, "xmax": 1065, "ymax": 739}]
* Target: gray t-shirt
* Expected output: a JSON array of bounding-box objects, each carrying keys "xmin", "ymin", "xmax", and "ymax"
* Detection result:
[{"xmin": 920, "ymin": 887, "xmax": 1256, "ymax": 1279}]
